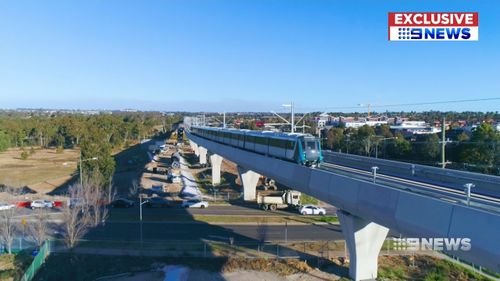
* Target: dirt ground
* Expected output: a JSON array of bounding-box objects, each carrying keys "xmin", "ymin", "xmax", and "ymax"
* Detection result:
[{"xmin": 0, "ymin": 147, "xmax": 78, "ymax": 190}]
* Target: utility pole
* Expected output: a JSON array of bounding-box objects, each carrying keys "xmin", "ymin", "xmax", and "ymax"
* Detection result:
[
  {"xmin": 291, "ymin": 102, "xmax": 295, "ymax": 133},
  {"xmin": 439, "ymin": 117, "xmax": 450, "ymax": 168},
  {"xmin": 223, "ymin": 112, "xmax": 226, "ymax": 128}
]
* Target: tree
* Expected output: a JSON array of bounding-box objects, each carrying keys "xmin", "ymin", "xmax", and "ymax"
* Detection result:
[
  {"xmin": 387, "ymin": 133, "xmax": 412, "ymax": 159},
  {"xmin": 415, "ymin": 134, "xmax": 440, "ymax": 161},
  {"xmin": 26, "ymin": 209, "xmax": 50, "ymax": 248},
  {"xmin": 80, "ymin": 125, "xmax": 116, "ymax": 187},
  {"xmin": 353, "ymin": 125, "xmax": 376, "ymax": 156},
  {"xmin": 0, "ymin": 186, "xmax": 20, "ymax": 253},
  {"xmin": 376, "ymin": 124, "xmax": 393, "ymax": 138},
  {"xmin": 80, "ymin": 178, "xmax": 113, "ymax": 227},
  {"xmin": 326, "ymin": 128, "xmax": 344, "ymax": 151},
  {"xmin": 62, "ymin": 184, "xmax": 92, "ymax": 249},
  {"xmin": 0, "ymin": 130, "xmax": 10, "ymax": 152},
  {"xmin": 460, "ymin": 124, "xmax": 500, "ymax": 174}
]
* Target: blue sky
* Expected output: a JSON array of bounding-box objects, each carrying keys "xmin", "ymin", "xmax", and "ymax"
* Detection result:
[{"xmin": 0, "ymin": 0, "xmax": 499, "ymax": 112}]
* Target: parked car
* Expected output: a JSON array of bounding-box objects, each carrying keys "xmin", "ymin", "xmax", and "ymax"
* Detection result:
[
  {"xmin": 145, "ymin": 197, "xmax": 172, "ymax": 208},
  {"xmin": 16, "ymin": 201, "xmax": 31, "ymax": 208},
  {"xmin": 30, "ymin": 200, "xmax": 54, "ymax": 209},
  {"xmin": 0, "ymin": 203, "xmax": 16, "ymax": 211},
  {"xmin": 109, "ymin": 198, "xmax": 134, "ymax": 208},
  {"xmin": 181, "ymin": 199, "xmax": 208, "ymax": 209},
  {"xmin": 171, "ymin": 176, "xmax": 181, "ymax": 184},
  {"xmin": 299, "ymin": 205, "xmax": 326, "ymax": 216},
  {"xmin": 53, "ymin": 201, "xmax": 63, "ymax": 208}
]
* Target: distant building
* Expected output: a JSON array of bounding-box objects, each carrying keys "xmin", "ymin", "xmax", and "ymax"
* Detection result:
[
  {"xmin": 314, "ymin": 112, "xmax": 333, "ymax": 128},
  {"xmin": 391, "ymin": 121, "xmax": 441, "ymax": 135}
]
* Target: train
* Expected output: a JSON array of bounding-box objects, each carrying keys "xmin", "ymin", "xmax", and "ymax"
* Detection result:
[
  {"xmin": 190, "ymin": 126, "xmax": 323, "ymax": 167},
  {"xmin": 177, "ymin": 127, "xmax": 184, "ymax": 141}
]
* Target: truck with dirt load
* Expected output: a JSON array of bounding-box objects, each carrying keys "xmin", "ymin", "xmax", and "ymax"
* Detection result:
[{"xmin": 256, "ymin": 190, "xmax": 301, "ymax": 211}]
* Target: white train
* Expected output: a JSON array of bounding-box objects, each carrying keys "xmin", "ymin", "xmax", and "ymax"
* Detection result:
[{"xmin": 190, "ymin": 126, "xmax": 323, "ymax": 167}]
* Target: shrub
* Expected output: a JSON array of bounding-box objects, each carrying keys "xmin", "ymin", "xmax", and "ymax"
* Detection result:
[{"xmin": 20, "ymin": 150, "xmax": 29, "ymax": 160}]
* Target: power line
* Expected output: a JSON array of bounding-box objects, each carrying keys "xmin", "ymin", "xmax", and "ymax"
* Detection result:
[{"xmin": 296, "ymin": 97, "xmax": 500, "ymax": 112}]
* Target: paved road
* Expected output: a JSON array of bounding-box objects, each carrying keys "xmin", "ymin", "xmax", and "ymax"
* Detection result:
[
  {"xmin": 112, "ymin": 204, "xmax": 337, "ymax": 217},
  {"xmin": 82, "ymin": 221, "xmax": 343, "ymax": 242}
]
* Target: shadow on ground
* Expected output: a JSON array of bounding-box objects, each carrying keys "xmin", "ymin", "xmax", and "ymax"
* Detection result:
[{"xmin": 35, "ymin": 139, "xmax": 350, "ymax": 281}]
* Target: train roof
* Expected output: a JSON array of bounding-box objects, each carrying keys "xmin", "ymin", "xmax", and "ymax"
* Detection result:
[{"xmin": 191, "ymin": 126, "xmax": 317, "ymax": 140}]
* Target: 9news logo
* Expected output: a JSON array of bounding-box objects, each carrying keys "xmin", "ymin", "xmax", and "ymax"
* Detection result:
[{"xmin": 388, "ymin": 12, "xmax": 478, "ymax": 41}]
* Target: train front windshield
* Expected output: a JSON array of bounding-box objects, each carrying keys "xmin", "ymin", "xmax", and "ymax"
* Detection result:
[{"xmin": 304, "ymin": 139, "xmax": 317, "ymax": 151}]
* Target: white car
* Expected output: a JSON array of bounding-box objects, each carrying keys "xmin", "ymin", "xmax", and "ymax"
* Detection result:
[
  {"xmin": 299, "ymin": 205, "xmax": 326, "ymax": 216},
  {"xmin": 30, "ymin": 200, "xmax": 54, "ymax": 209},
  {"xmin": 0, "ymin": 203, "xmax": 16, "ymax": 211},
  {"xmin": 171, "ymin": 176, "xmax": 181, "ymax": 184},
  {"xmin": 181, "ymin": 199, "xmax": 208, "ymax": 209}
]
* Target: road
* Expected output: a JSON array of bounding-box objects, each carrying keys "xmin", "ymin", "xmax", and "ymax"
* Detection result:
[
  {"xmin": 83, "ymin": 221, "xmax": 343, "ymax": 242},
  {"xmin": 112, "ymin": 204, "xmax": 337, "ymax": 217}
]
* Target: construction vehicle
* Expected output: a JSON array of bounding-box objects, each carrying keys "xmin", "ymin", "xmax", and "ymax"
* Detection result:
[{"xmin": 256, "ymin": 190, "xmax": 301, "ymax": 211}]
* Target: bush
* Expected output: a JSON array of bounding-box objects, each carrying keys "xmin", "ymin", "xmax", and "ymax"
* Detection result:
[
  {"xmin": 20, "ymin": 150, "xmax": 29, "ymax": 160},
  {"xmin": 56, "ymin": 146, "xmax": 64, "ymax": 154},
  {"xmin": 29, "ymin": 147, "xmax": 36, "ymax": 155}
]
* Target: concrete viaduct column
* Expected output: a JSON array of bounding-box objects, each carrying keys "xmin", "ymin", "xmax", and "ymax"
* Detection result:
[
  {"xmin": 210, "ymin": 154, "xmax": 223, "ymax": 186},
  {"xmin": 338, "ymin": 210, "xmax": 389, "ymax": 281},
  {"xmin": 198, "ymin": 146, "xmax": 208, "ymax": 166},
  {"xmin": 237, "ymin": 166, "xmax": 260, "ymax": 201}
]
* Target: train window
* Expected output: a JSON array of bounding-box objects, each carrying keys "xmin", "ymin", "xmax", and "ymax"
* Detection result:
[
  {"xmin": 305, "ymin": 139, "xmax": 317, "ymax": 150},
  {"xmin": 286, "ymin": 140, "xmax": 295, "ymax": 149},
  {"xmin": 255, "ymin": 137, "xmax": 267, "ymax": 145},
  {"xmin": 269, "ymin": 139, "xmax": 284, "ymax": 147}
]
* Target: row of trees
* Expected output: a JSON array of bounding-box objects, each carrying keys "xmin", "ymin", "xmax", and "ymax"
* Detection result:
[
  {"xmin": 0, "ymin": 112, "xmax": 180, "ymax": 151},
  {"xmin": 325, "ymin": 123, "xmax": 500, "ymax": 175},
  {"xmin": 0, "ymin": 112, "xmax": 181, "ymax": 185}
]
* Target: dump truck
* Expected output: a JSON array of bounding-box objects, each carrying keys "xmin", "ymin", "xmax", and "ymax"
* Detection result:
[{"xmin": 256, "ymin": 190, "xmax": 301, "ymax": 211}]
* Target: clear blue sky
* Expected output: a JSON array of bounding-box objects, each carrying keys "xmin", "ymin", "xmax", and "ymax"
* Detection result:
[{"xmin": 0, "ymin": 0, "xmax": 499, "ymax": 112}]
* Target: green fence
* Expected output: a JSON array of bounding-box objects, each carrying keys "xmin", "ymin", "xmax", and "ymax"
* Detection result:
[{"xmin": 20, "ymin": 240, "xmax": 51, "ymax": 281}]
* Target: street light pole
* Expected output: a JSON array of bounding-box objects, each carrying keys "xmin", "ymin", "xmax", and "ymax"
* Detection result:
[{"xmin": 139, "ymin": 195, "xmax": 149, "ymax": 246}]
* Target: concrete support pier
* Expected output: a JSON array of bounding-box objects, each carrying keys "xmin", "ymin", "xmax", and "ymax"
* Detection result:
[
  {"xmin": 338, "ymin": 210, "xmax": 389, "ymax": 281},
  {"xmin": 237, "ymin": 166, "xmax": 260, "ymax": 201},
  {"xmin": 198, "ymin": 146, "xmax": 208, "ymax": 166},
  {"xmin": 210, "ymin": 154, "xmax": 223, "ymax": 185}
]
